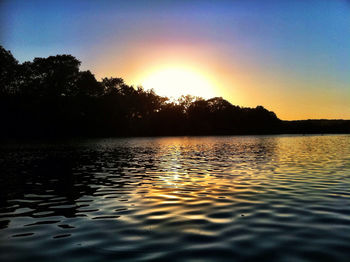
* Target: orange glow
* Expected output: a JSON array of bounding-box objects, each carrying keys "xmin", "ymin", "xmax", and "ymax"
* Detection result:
[{"xmin": 87, "ymin": 42, "xmax": 350, "ymax": 120}]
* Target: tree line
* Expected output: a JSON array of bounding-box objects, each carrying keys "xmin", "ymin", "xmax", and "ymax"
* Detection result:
[{"xmin": 0, "ymin": 46, "xmax": 348, "ymax": 138}]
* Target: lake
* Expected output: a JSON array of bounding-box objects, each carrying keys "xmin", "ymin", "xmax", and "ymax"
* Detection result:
[{"xmin": 0, "ymin": 135, "xmax": 350, "ymax": 261}]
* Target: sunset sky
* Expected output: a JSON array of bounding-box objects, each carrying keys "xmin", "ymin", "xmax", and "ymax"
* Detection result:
[{"xmin": 1, "ymin": 0, "xmax": 350, "ymax": 120}]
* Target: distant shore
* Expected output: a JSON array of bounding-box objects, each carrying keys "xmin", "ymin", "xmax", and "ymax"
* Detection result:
[{"xmin": 1, "ymin": 119, "xmax": 349, "ymax": 139}]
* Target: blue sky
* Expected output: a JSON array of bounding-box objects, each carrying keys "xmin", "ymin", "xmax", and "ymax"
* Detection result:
[{"xmin": 1, "ymin": 0, "xmax": 349, "ymax": 119}]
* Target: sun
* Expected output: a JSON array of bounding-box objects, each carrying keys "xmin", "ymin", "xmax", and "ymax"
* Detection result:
[{"xmin": 140, "ymin": 67, "xmax": 216, "ymax": 99}]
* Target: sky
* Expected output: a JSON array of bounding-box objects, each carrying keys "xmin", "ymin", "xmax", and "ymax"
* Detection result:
[{"xmin": 1, "ymin": 0, "xmax": 350, "ymax": 120}]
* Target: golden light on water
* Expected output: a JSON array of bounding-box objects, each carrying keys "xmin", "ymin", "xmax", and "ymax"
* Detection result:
[{"xmin": 140, "ymin": 66, "xmax": 217, "ymax": 99}]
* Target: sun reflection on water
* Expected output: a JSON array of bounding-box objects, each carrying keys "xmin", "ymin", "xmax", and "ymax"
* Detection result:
[{"xmin": 1, "ymin": 135, "xmax": 350, "ymax": 261}]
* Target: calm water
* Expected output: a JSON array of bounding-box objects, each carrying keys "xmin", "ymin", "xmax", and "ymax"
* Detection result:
[{"xmin": 0, "ymin": 135, "xmax": 350, "ymax": 262}]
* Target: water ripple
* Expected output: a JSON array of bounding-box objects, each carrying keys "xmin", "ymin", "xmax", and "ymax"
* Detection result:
[{"xmin": 0, "ymin": 135, "xmax": 350, "ymax": 261}]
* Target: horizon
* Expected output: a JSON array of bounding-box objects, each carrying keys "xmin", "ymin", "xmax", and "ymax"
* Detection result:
[
  {"xmin": 2, "ymin": 45, "xmax": 349, "ymax": 122},
  {"xmin": 1, "ymin": 0, "xmax": 350, "ymax": 120}
]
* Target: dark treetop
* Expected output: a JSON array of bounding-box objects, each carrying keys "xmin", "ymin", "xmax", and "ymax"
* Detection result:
[{"xmin": 0, "ymin": 46, "xmax": 349, "ymax": 138}]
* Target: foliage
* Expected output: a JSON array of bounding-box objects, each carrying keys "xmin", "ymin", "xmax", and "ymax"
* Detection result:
[{"xmin": 0, "ymin": 45, "xmax": 291, "ymax": 138}]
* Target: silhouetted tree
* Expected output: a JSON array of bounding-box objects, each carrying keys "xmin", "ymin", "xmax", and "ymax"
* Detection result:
[
  {"xmin": 1, "ymin": 44, "xmax": 347, "ymax": 138},
  {"xmin": 177, "ymin": 95, "xmax": 196, "ymax": 113},
  {"xmin": 28, "ymin": 55, "xmax": 81, "ymax": 97},
  {"xmin": 75, "ymin": 70, "xmax": 103, "ymax": 97},
  {"xmin": 0, "ymin": 46, "xmax": 19, "ymax": 96},
  {"xmin": 101, "ymin": 77, "xmax": 125, "ymax": 95}
]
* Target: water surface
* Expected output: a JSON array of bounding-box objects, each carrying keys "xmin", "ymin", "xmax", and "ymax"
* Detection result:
[{"xmin": 1, "ymin": 135, "xmax": 350, "ymax": 261}]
